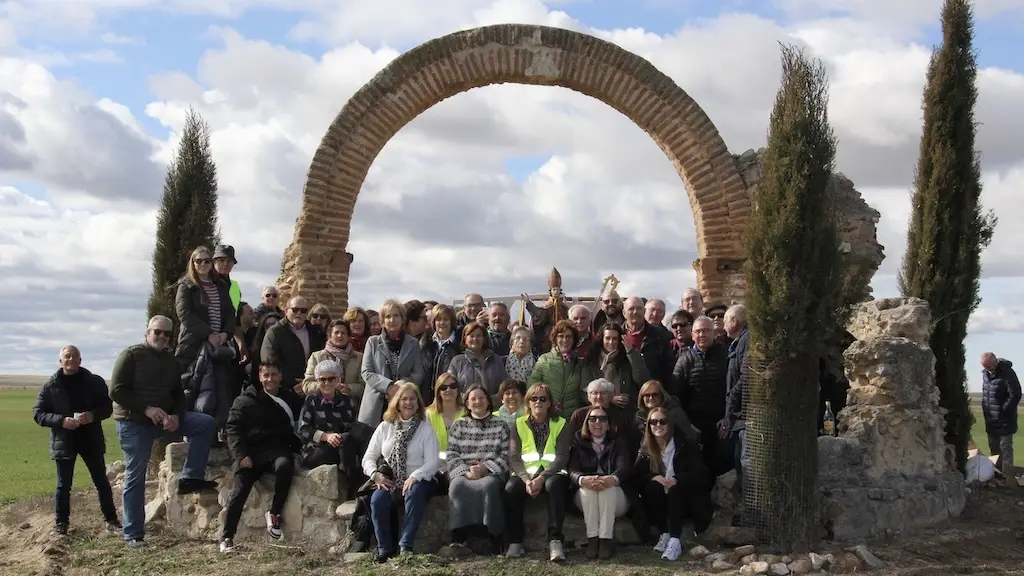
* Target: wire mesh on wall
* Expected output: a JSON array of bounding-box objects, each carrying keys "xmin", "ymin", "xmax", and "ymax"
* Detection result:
[{"xmin": 741, "ymin": 354, "xmax": 820, "ymax": 550}]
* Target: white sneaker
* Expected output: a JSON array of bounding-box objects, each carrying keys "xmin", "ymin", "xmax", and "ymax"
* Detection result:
[
  {"xmin": 506, "ymin": 542, "xmax": 525, "ymax": 558},
  {"xmin": 265, "ymin": 511, "xmax": 283, "ymax": 540},
  {"xmin": 661, "ymin": 537, "xmax": 683, "ymax": 561},
  {"xmin": 126, "ymin": 538, "xmax": 145, "ymax": 549},
  {"xmin": 653, "ymin": 532, "xmax": 671, "ymax": 553},
  {"xmin": 549, "ymin": 540, "xmax": 566, "ymax": 562},
  {"xmin": 219, "ymin": 538, "xmax": 235, "ymax": 553}
]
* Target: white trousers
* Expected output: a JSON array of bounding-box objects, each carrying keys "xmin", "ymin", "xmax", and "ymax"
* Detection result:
[{"xmin": 574, "ymin": 486, "xmax": 628, "ymax": 539}]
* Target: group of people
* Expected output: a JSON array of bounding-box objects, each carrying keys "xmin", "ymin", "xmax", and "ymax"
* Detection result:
[{"xmin": 31, "ymin": 244, "xmax": 1020, "ymax": 564}]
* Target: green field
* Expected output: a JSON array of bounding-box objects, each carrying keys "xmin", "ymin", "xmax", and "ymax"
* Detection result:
[{"xmin": 0, "ymin": 389, "xmax": 1019, "ymax": 504}]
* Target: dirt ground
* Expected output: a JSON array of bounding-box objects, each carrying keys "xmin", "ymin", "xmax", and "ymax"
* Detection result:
[{"xmin": 1, "ymin": 485, "xmax": 1023, "ymax": 576}]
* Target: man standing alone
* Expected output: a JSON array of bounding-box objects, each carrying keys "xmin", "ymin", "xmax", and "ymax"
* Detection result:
[{"xmin": 981, "ymin": 352, "xmax": 1022, "ymax": 488}]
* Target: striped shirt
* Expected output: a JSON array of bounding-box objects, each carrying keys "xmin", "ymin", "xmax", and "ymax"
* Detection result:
[
  {"xmin": 446, "ymin": 414, "xmax": 510, "ymax": 478},
  {"xmin": 200, "ymin": 281, "xmax": 222, "ymax": 333}
]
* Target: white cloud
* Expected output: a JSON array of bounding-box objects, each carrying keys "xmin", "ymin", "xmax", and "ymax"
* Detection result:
[{"xmin": 0, "ymin": 0, "xmax": 1023, "ymax": 389}]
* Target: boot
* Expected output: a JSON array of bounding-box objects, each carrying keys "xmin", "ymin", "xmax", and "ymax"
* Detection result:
[
  {"xmin": 598, "ymin": 538, "xmax": 614, "ymax": 559},
  {"xmin": 587, "ymin": 537, "xmax": 600, "ymax": 559}
]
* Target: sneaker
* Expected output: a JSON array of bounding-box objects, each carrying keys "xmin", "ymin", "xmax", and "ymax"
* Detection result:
[
  {"xmin": 265, "ymin": 511, "xmax": 283, "ymax": 540},
  {"xmin": 105, "ymin": 519, "xmax": 122, "ymax": 535},
  {"xmin": 437, "ymin": 542, "xmax": 472, "ymax": 558},
  {"xmin": 506, "ymin": 543, "xmax": 526, "ymax": 558},
  {"xmin": 54, "ymin": 523, "xmax": 69, "ymax": 536},
  {"xmin": 374, "ymin": 549, "xmax": 395, "ymax": 563},
  {"xmin": 400, "ymin": 547, "xmax": 414, "ymax": 556},
  {"xmin": 219, "ymin": 538, "xmax": 235, "ymax": 553},
  {"xmin": 653, "ymin": 532, "xmax": 671, "ymax": 553},
  {"xmin": 548, "ymin": 540, "xmax": 566, "ymax": 563},
  {"xmin": 126, "ymin": 538, "xmax": 145, "ymax": 549},
  {"xmin": 661, "ymin": 537, "xmax": 682, "ymax": 561}
]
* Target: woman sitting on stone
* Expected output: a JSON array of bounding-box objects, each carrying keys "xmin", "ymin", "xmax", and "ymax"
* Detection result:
[
  {"xmin": 441, "ymin": 384, "xmax": 511, "ymax": 557},
  {"xmin": 635, "ymin": 406, "xmax": 712, "ymax": 560},
  {"xmin": 504, "ymin": 326, "xmax": 536, "ymax": 383},
  {"xmin": 303, "ymin": 320, "xmax": 364, "ymax": 409},
  {"xmin": 581, "ymin": 322, "xmax": 650, "ymax": 409},
  {"xmin": 420, "ymin": 304, "xmax": 462, "ymax": 403},
  {"xmin": 528, "ymin": 320, "xmax": 584, "ymax": 417},
  {"xmin": 492, "ymin": 379, "xmax": 526, "ymax": 429},
  {"xmin": 342, "ymin": 307, "xmax": 371, "ymax": 353},
  {"xmin": 424, "ymin": 372, "xmax": 465, "ymax": 488},
  {"xmin": 568, "ymin": 405, "xmax": 632, "ymax": 559},
  {"xmin": 359, "ymin": 299, "xmax": 425, "ymax": 427},
  {"xmin": 635, "ymin": 380, "xmax": 697, "ymax": 443},
  {"xmin": 297, "ymin": 360, "xmax": 371, "ymax": 500},
  {"xmin": 504, "ymin": 383, "xmax": 571, "ymax": 562},
  {"xmin": 448, "ymin": 322, "xmax": 508, "ymax": 398},
  {"xmin": 361, "ymin": 381, "xmax": 439, "ymax": 563}
]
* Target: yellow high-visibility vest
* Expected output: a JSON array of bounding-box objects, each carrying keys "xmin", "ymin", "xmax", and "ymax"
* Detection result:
[
  {"xmin": 228, "ymin": 280, "xmax": 241, "ymax": 313},
  {"xmin": 517, "ymin": 415, "xmax": 567, "ymax": 476},
  {"xmin": 426, "ymin": 407, "xmax": 464, "ymax": 460}
]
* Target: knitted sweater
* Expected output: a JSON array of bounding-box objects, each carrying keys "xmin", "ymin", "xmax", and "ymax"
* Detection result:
[{"xmin": 446, "ymin": 413, "xmax": 510, "ymax": 478}]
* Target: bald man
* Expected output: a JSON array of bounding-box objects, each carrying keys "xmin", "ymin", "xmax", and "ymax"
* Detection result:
[
  {"xmin": 981, "ymin": 352, "xmax": 1022, "ymax": 487},
  {"xmin": 33, "ymin": 345, "xmax": 120, "ymax": 535}
]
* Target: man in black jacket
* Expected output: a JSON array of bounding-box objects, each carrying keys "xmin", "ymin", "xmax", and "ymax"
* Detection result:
[
  {"xmin": 673, "ymin": 316, "xmax": 729, "ymax": 486},
  {"xmin": 621, "ymin": 296, "xmax": 675, "ymax": 388},
  {"xmin": 220, "ymin": 360, "xmax": 303, "ymax": 553},
  {"xmin": 981, "ymin": 352, "xmax": 1022, "ymax": 487},
  {"xmin": 261, "ymin": 296, "xmax": 326, "ymax": 394},
  {"xmin": 33, "ymin": 345, "xmax": 120, "ymax": 535}
]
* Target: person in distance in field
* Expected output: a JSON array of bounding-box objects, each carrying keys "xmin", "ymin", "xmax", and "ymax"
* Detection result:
[{"xmin": 33, "ymin": 345, "xmax": 120, "ymax": 536}]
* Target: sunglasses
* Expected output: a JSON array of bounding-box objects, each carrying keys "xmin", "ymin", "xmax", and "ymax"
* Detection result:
[
  {"xmin": 150, "ymin": 329, "xmax": 172, "ymax": 337},
  {"xmin": 587, "ymin": 414, "xmax": 609, "ymax": 423},
  {"xmin": 671, "ymin": 323, "xmax": 692, "ymax": 329},
  {"xmin": 317, "ymin": 376, "xmax": 339, "ymax": 383},
  {"xmin": 710, "ymin": 313, "xmax": 725, "ymax": 319},
  {"xmin": 311, "ymin": 314, "xmax": 328, "ymax": 320},
  {"xmin": 291, "ymin": 307, "xmax": 309, "ymax": 314},
  {"xmin": 528, "ymin": 396, "xmax": 549, "ymax": 403},
  {"xmin": 649, "ymin": 418, "xmax": 668, "ymax": 427},
  {"xmin": 264, "ymin": 293, "xmax": 280, "ymax": 299},
  {"xmin": 193, "ymin": 258, "xmax": 211, "ymax": 265},
  {"xmin": 641, "ymin": 393, "xmax": 661, "ymax": 400},
  {"xmin": 440, "ymin": 383, "xmax": 459, "ymax": 391},
  {"xmin": 602, "ymin": 299, "xmax": 620, "ymax": 305}
]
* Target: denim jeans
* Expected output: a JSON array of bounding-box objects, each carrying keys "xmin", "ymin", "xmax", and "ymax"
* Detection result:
[
  {"xmin": 370, "ymin": 479, "xmax": 435, "ymax": 553},
  {"xmin": 55, "ymin": 450, "xmax": 118, "ymax": 525},
  {"xmin": 116, "ymin": 412, "xmax": 216, "ymax": 540}
]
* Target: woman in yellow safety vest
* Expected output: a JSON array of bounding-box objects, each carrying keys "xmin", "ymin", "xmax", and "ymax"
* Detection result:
[
  {"xmin": 504, "ymin": 383, "xmax": 572, "ymax": 562},
  {"xmin": 424, "ymin": 372, "xmax": 464, "ymax": 489}
]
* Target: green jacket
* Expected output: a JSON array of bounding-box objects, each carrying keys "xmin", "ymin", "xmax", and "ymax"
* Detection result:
[
  {"xmin": 110, "ymin": 343, "xmax": 185, "ymax": 423},
  {"xmin": 527, "ymin": 350, "xmax": 584, "ymax": 417}
]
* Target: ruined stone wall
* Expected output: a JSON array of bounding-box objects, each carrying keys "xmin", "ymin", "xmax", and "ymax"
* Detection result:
[{"xmin": 819, "ymin": 298, "xmax": 966, "ymax": 540}]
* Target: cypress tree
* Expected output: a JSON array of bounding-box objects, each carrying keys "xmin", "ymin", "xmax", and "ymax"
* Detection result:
[
  {"xmin": 898, "ymin": 0, "xmax": 996, "ymax": 473},
  {"xmin": 146, "ymin": 107, "xmax": 221, "ymax": 339},
  {"xmin": 743, "ymin": 44, "xmax": 845, "ymax": 547}
]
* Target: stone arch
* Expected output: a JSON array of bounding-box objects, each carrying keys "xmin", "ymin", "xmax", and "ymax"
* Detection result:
[{"xmin": 278, "ymin": 24, "xmax": 752, "ymax": 311}]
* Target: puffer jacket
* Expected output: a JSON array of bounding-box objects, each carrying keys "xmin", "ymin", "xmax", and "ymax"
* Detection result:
[
  {"xmin": 33, "ymin": 368, "xmax": 112, "ymax": 459},
  {"xmin": 982, "ymin": 359, "xmax": 1022, "ymax": 435},
  {"xmin": 447, "ymin": 349, "xmax": 508, "ymax": 397},
  {"xmin": 225, "ymin": 384, "xmax": 303, "ymax": 468},
  {"xmin": 527, "ymin": 350, "xmax": 584, "ymax": 417},
  {"xmin": 186, "ymin": 341, "xmax": 237, "ymax": 426}
]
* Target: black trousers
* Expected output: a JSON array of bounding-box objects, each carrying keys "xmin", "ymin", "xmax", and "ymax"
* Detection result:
[
  {"xmin": 54, "ymin": 449, "xmax": 118, "ymax": 525},
  {"xmin": 221, "ymin": 455, "xmax": 295, "ymax": 539},
  {"xmin": 694, "ymin": 421, "xmax": 720, "ymax": 490},
  {"xmin": 303, "ymin": 443, "xmax": 365, "ymax": 499},
  {"xmin": 503, "ymin": 474, "xmax": 570, "ymax": 543},
  {"xmin": 642, "ymin": 479, "xmax": 714, "ymax": 536}
]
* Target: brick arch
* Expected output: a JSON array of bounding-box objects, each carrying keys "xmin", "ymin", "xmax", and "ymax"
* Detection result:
[{"xmin": 278, "ymin": 24, "xmax": 751, "ymax": 311}]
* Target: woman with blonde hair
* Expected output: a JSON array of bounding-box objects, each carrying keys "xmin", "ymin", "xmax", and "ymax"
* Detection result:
[
  {"xmin": 635, "ymin": 380, "xmax": 697, "ymax": 442},
  {"xmin": 309, "ymin": 303, "xmax": 332, "ymax": 331},
  {"xmin": 342, "ymin": 307, "xmax": 371, "ymax": 352},
  {"xmin": 174, "ymin": 245, "xmax": 235, "ymax": 371},
  {"xmin": 358, "ymin": 300, "xmax": 425, "ymax": 427},
  {"xmin": 361, "ymin": 381, "xmax": 439, "ymax": 562},
  {"xmin": 424, "ymin": 372, "xmax": 465, "ymax": 482},
  {"xmin": 634, "ymin": 406, "xmax": 712, "ymax": 560}
]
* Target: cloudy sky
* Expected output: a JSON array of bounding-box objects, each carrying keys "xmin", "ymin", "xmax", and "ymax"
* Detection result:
[{"xmin": 1, "ymin": 0, "xmax": 1022, "ymax": 388}]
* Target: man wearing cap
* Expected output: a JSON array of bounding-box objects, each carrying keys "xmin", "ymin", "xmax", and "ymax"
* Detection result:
[
  {"xmin": 703, "ymin": 303, "xmax": 731, "ymax": 347},
  {"xmin": 213, "ymin": 245, "xmax": 242, "ymax": 313}
]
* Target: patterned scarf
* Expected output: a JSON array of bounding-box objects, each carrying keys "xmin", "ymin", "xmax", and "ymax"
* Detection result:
[
  {"xmin": 324, "ymin": 340, "xmax": 352, "ymax": 362},
  {"xmin": 387, "ymin": 416, "xmax": 421, "ymax": 487}
]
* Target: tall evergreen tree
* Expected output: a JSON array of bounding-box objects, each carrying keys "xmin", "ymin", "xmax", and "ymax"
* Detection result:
[
  {"xmin": 743, "ymin": 44, "xmax": 845, "ymax": 547},
  {"xmin": 898, "ymin": 0, "xmax": 996, "ymax": 473},
  {"xmin": 146, "ymin": 107, "xmax": 221, "ymax": 338}
]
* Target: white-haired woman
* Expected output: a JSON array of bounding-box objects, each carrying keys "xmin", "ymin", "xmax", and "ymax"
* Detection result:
[
  {"xmin": 504, "ymin": 326, "xmax": 536, "ymax": 383},
  {"xmin": 359, "ymin": 300, "xmax": 425, "ymax": 427},
  {"xmin": 361, "ymin": 381, "xmax": 439, "ymax": 562}
]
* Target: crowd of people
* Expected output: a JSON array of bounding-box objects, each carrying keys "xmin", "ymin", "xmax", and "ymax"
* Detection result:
[{"xmin": 31, "ymin": 243, "xmax": 1020, "ymax": 563}]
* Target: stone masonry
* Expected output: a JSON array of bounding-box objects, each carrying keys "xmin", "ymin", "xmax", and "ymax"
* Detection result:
[{"xmin": 819, "ymin": 298, "xmax": 966, "ymax": 540}]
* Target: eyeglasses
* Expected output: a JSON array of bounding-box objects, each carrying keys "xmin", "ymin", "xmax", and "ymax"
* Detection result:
[
  {"xmin": 311, "ymin": 314, "xmax": 328, "ymax": 320},
  {"xmin": 193, "ymin": 258, "xmax": 211, "ymax": 265},
  {"xmin": 291, "ymin": 307, "xmax": 309, "ymax": 314},
  {"xmin": 150, "ymin": 329, "xmax": 172, "ymax": 337},
  {"xmin": 317, "ymin": 376, "xmax": 339, "ymax": 383},
  {"xmin": 641, "ymin": 393, "xmax": 661, "ymax": 400},
  {"xmin": 528, "ymin": 396, "xmax": 549, "ymax": 403},
  {"xmin": 649, "ymin": 418, "xmax": 668, "ymax": 427},
  {"xmin": 587, "ymin": 414, "xmax": 609, "ymax": 423},
  {"xmin": 710, "ymin": 313, "xmax": 725, "ymax": 319},
  {"xmin": 440, "ymin": 383, "xmax": 459, "ymax": 391},
  {"xmin": 671, "ymin": 323, "xmax": 692, "ymax": 329}
]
